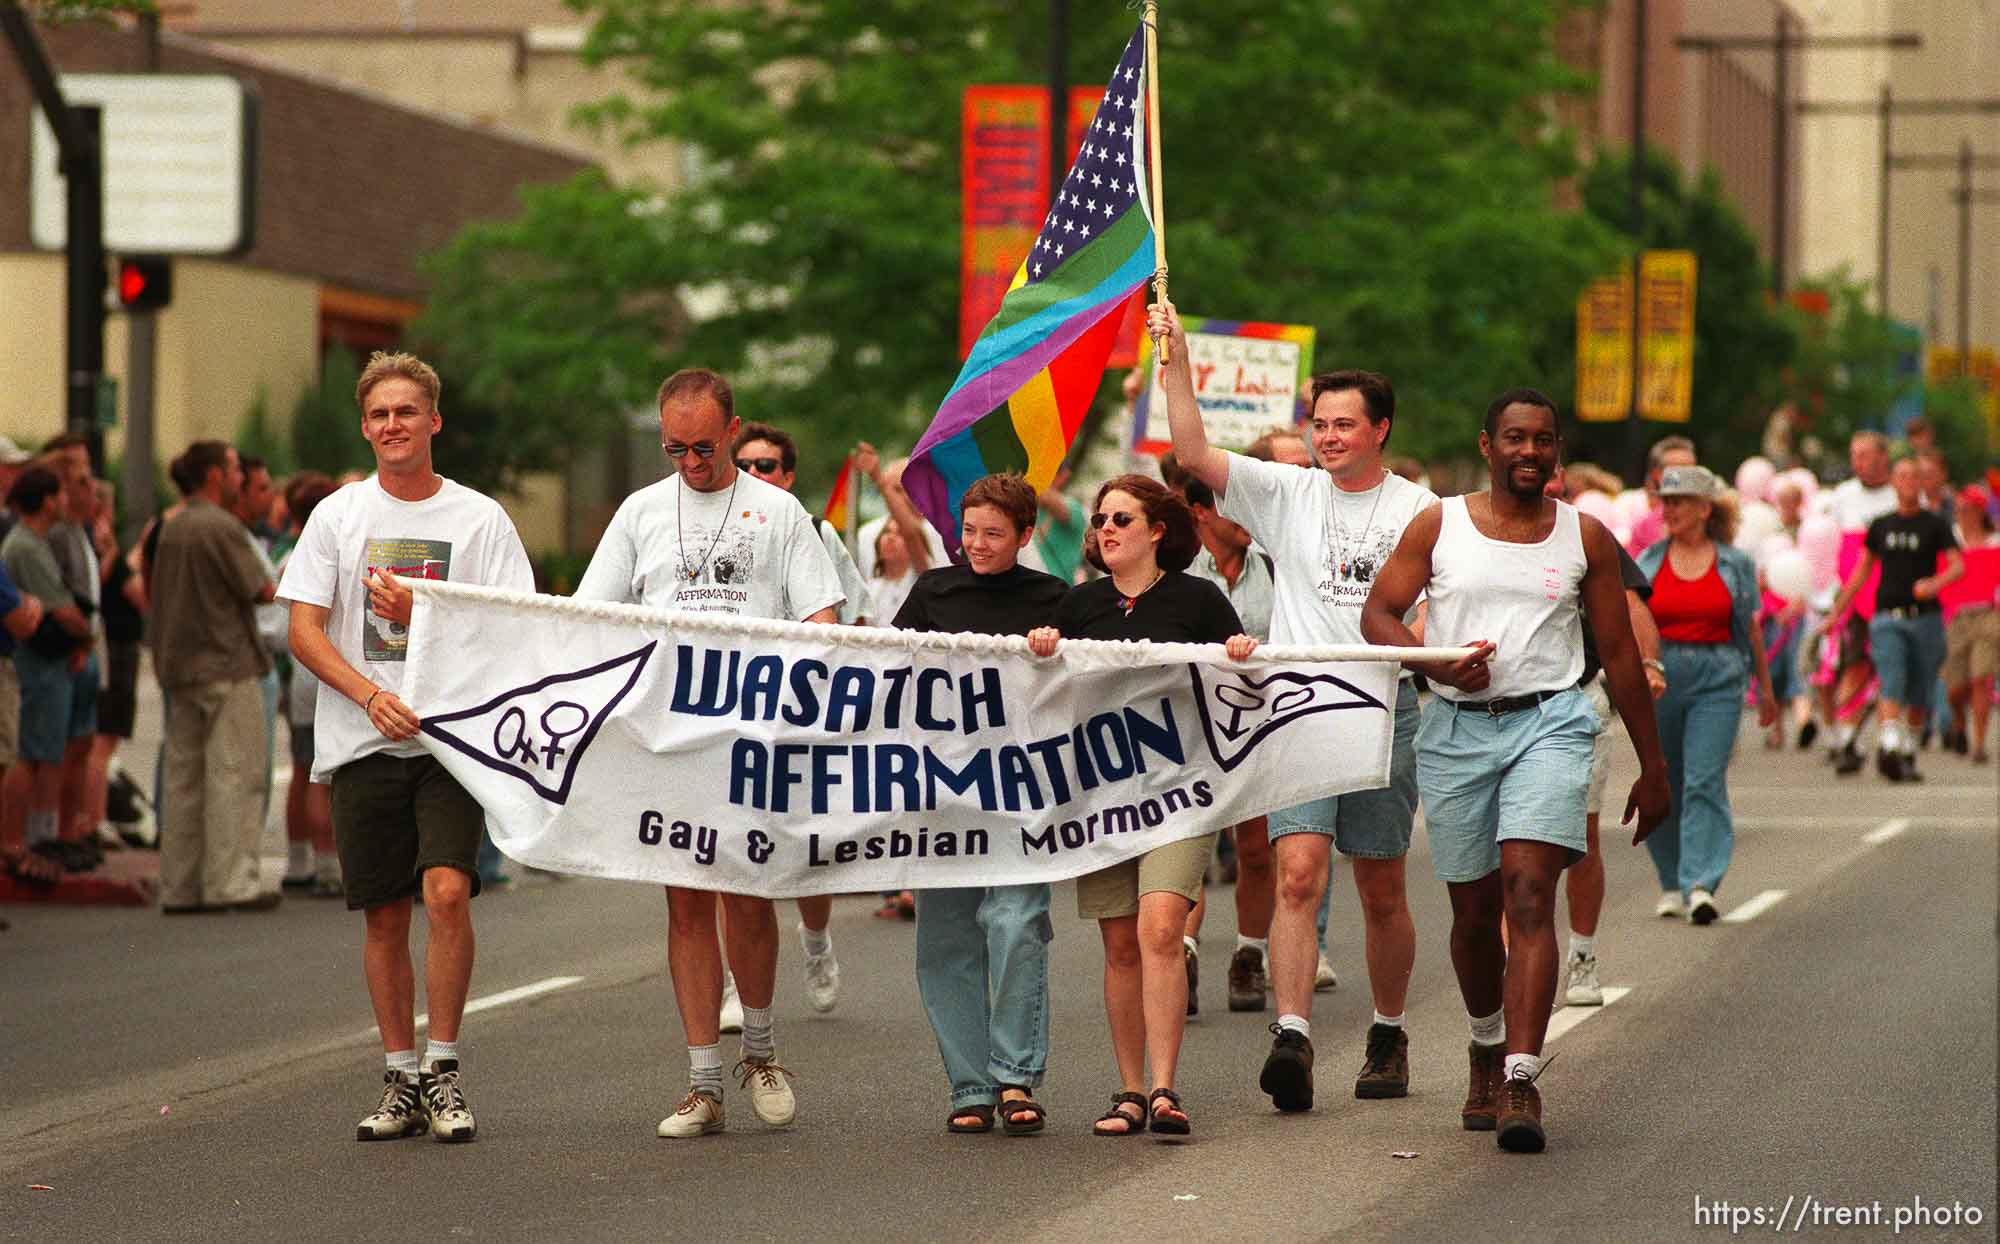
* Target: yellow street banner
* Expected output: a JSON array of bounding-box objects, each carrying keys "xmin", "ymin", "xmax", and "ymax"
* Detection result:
[
  {"xmin": 1637, "ymin": 250, "xmax": 1698, "ymax": 422},
  {"xmin": 1575, "ymin": 272, "xmax": 1633, "ymax": 422}
]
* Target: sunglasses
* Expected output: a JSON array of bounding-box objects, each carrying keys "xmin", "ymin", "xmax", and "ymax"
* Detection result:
[
  {"xmin": 1090, "ymin": 510, "xmax": 1140, "ymax": 530},
  {"xmin": 663, "ymin": 442, "xmax": 718, "ymax": 460},
  {"xmin": 734, "ymin": 457, "xmax": 783, "ymax": 474}
]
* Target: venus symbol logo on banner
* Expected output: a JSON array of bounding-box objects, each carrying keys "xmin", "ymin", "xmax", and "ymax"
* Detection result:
[
  {"xmin": 1188, "ymin": 665, "xmax": 1388, "ymax": 772},
  {"xmin": 422, "ymin": 644, "xmax": 657, "ymax": 805}
]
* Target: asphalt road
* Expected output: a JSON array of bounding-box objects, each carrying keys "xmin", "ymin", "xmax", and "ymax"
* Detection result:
[{"xmin": 2, "ymin": 705, "xmax": 1994, "ymax": 1242}]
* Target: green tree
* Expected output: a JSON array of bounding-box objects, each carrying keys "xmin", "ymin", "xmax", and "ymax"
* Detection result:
[
  {"xmin": 290, "ymin": 349, "xmax": 375, "ymax": 481},
  {"xmin": 418, "ymin": 0, "xmax": 1621, "ymax": 496},
  {"xmin": 1564, "ymin": 147, "xmax": 1797, "ymax": 473}
]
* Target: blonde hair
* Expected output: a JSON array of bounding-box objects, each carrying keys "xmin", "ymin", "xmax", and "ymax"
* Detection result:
[{"xmin": 355, "ymin": 351, "xmax": 441, "ymax": 410}]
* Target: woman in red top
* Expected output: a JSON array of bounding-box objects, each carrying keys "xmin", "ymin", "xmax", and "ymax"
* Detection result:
[{"xmin": 1634, "ymin": 467, "xmax": 1776, "ymax": 925}]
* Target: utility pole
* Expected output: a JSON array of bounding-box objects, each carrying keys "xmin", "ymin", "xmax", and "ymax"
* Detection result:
[
  {"xmin": 121, "ymin": 8, "xmax": 163, "ymax": 540},
  {"xmin": 1675, "ymin": 28, "xmax": 1920, "ymax": 297}
]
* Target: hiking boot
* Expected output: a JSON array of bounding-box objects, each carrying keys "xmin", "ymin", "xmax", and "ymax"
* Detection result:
[
  {"xmin": 1496, "ymin": 1070, "xmax": 1546, "ymax": 1153},
  {"xmin": 657, "ymin": 1089, "xmax": 725, "ymax": 1138},
  {"xmin": 356, "ymin": 1070, "xmax": 427, "ymax": 1141},
  {"xmin": 1226, "ymin": 945, "xmax": 1267, "ymax": 1012},
  {"xmin": 736, "ymin": 1055, "xmax": 796, "ymax": 1127},
  {"xmin": 1259, "ymin": 1024, "xmax": 1315, "ymax": 1113},
  {"xmin": 1462, "ymin": 1042, "xmax": 1505, "ymax": 1131},
  {"xmin": 1563, "ymin": 950, "xmax": 1603, "ymax": 1006},
  {"xmin": 420, "ymin": 1059, "xmax": 476, "ymax": 1142},
  {"xmin": 1184, "ymin": 942, "xmax": 1199, "ymax": 1017},
  {"xmin": 1353, "ymin": 1023, "xmax": 1409, "ymax": 1099}
]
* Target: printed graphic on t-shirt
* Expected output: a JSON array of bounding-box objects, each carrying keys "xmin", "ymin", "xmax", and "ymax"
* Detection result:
[
  {"xmin": 1315, "ymin": 525, "xmax": 1398, "ymax": 611},
  {"xmin": 363, "ymin": 536, "xmax": 452, "ymax": 661},
  {"xmin": 665, "ymin": 518, "xmax": 759, "ymax": 613}
]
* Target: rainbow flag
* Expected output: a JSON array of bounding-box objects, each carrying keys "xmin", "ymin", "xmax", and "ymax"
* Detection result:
[
  {"xmin": 823, "ymin": 454, "xmax": 855, "ymax": 531},
  {"xmin": 905, "ymin": 23, "xmax": 1156, "ymax": 556}
]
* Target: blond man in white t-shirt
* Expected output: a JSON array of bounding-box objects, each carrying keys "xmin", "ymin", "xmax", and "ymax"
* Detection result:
[
  {"xmin": 1151, "ymin": 301, "xmax": 1435, "ymax": 1115},
  {"xmin": 282, "ymin": 352, "xmax": 536, "ymax": 1145},
  {"xmin": 575, "ymin": 369, "xmax": 844, "ymax": 1140}
]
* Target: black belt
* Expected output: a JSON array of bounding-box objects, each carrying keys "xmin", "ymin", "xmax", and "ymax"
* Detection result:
[
  {"xmin": 1451, "ymin": 688, "xmax": 1563, "ymax": 716},
  {"xmin": 1877, "ymin": 605, "xmax": 1939, "ymax": 621}
]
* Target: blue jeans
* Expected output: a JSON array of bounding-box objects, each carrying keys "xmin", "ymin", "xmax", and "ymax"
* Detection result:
[
  {"xmin": 1869, "ymin": 612, "xmax": 1946, "ymax": 709},
  {"xmin": 1646, "ymin": 642, "xmax": 1747, "ymax": 897},
  {"xmin": 915, "ymin": 884, "xmax": 1052, "ymax": 1108}
]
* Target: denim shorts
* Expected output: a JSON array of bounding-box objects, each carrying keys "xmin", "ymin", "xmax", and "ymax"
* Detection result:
[
  {"xmin": 1868, "ymin": 611, "xmax": 1947, "ymax": 707},
  {"xmin": 14, "ymin": 648, "xmax": 96, "ymax": 764},
  {"xmin": 1269, "ymin": 680, "xmax": 1419, "ymax": 859},
  {"xmin": 1416, "ymin": 685, "xmax": 1595, "ymax": 883}
]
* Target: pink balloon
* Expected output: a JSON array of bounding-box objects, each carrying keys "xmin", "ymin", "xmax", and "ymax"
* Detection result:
[
  {"xmin": 1734, "ymin": 457, "xmax": 1777, "ymax": 503},
  {"xmin": 1573, "ymin": 490, "xmax": 1617, "ymax": 526},
  {"xmin": 1779, "ymin": 467, "xmax": 1818, "ymax": 501},
  {"xmin": 1756, "ymin": 533, "xmax": 1794, "ymax": 568},
  {"xmin": 1796, "ymin": 515, "xmax": 1841, "ymax": 589}
]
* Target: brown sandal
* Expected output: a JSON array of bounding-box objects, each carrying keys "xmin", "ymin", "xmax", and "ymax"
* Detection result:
[
  {"xmin": 1093, "ymin": 1092, "xmax": 1147, "ymax": 1136},
  {"xmin": 996, "ymin": 1093, "xmax": 1046, "ymax": 1136},
  {"xmin": 946, "ymin": 1104, "xmax": 995, "ymax": 1133}
]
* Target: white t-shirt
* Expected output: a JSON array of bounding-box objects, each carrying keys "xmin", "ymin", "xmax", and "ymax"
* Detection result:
[
  {"xmin": 574, "ymin": 471, "xmax": 844, "ymax": 621},
  {"xmin": 866, "ymin": 569, "xmax": 920, "ymax": 629},
  {"xmin": 1832, "ymin": 478, "xmax": 1897, "ymax": 533},
  {"xmin": 277, "ymin": 476, "xmax": 535, "ymax": 782},
  {"xmin": 1219, "ymin": 455, "xmax": 1437, "ymax": 653},
  {"xmin": 856, "ymin": 513, "xmax": 951, "ymax": 580},
  {"xmin": 813, "ymin": 518, "xmax": 870, "ymax": 624}
]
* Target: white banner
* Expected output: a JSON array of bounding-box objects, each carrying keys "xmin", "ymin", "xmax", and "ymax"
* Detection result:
[{"xmin": 402, "ymin": 581, "xmax": 1412, "ymax": 898}]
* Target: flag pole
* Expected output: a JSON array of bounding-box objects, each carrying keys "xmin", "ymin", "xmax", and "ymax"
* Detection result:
[
  {"xmin": 842, "ymin": 452, "xmax": 860, "ymax": 559},
  {"xmin": 1143, "ymin": 0, "xmax": 1169, "ymax": 365}
]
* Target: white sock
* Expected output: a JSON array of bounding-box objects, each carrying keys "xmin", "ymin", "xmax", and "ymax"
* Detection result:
[
  {"xmin": 385, "ymin": 1049, "xmax": 420, "ymax": 1078},
  {"xmin": 1371, "ymin": 1011, "xmax": 1404, "ymax": 1029},
  {"xmin": 1879, "ymin": 722, "xmax": 1902, "ymax": 753},
  {"xmin": 25, "ymin": 809, "xmax": 56, "ymax": 845},
  {"xmin": 1183, "ymin": 934, "xmax": 1199, "ymax": 955},
  {"xmin": 689, "ymin": 1042, "xmax": 724, "ymax": 1097},
  {"xmin": 798, "ymin": 922, "xmax": 831, "ymax": 957},
  {"xmin": 1569, "ymin": 933, "xmax": 1596, "ymax": 959},
  {"xmin": 422, "ymin": 1039, "xmax": 459, "ymax": 1072},
  {"xmin": 1235, "ymin": 934, "xmax": 1268, "ymax": 956},
  {"xmin": 741, "ymin": 1005, "xmax": 775, "ymax": 1062},
  {"xmin": 1469, "ymin": 1007, "xmax": 1505, "ymax": 1046},
  {"xmin": 1276, "ymin": 1013, "xmax": 1310, "ymax": 1040},
  {"xmin": 286, "ymin": 841, "xmax": 313, "ymax": 877},
  {"xmin": 1835, "ymin": 722, "xmax": 1857, "ymax": 748},
  {"xmin": 1505, "ymin": 1052, "xmax": 1544, "ymax": 1081}
]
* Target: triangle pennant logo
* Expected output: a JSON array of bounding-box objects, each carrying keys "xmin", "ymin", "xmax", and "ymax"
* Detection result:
[
  {"xmin": 1186, "ymin": 664, "xmax": 1388, "ymax": 773},
  {"xmin": 421, "ymin": 643, "xmax": 656, "ymax": 805}
]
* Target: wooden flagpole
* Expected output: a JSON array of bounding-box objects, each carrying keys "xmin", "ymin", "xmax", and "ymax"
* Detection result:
[{"xmin": 1143, "ymin": 0, "xmax": 1169, "ymax": 364}]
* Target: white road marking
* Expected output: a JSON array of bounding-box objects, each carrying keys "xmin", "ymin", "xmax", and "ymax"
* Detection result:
[
  {"xmin": 369, "ymin": 975, "xmax": 585, "ymax": 1038},
  {"xmin": 1546, "ymin": 986, "xmax": 1630, "ymax": 1042},
  {"xmin": 1719, "ymin": 889, "xmax": 1788, "ymax": 924},
  {"xmin": 1862, "ymin": 817, "xmax": 1910, "ymax": 845}
]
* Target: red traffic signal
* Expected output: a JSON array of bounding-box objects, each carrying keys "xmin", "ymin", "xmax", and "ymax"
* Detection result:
[{"xmin": 116, "ymin": 256, "xmax": 172, "ymax": 311}]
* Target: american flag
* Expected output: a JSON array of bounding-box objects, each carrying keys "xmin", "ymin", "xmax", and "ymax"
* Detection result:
[{"xmin": 1025, "ymin": 32, "xmax": 1149, "ymax": 287}]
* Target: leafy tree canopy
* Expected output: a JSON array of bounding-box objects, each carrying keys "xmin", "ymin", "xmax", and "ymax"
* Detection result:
[{"xmin": 419, "ymin": 0, "xmax": 1625, "ymax": 496}]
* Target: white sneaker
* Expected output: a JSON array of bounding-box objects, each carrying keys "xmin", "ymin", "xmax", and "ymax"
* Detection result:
[
  {"xmin": 657, "ymin": 1089, "xmax": 725, "ymax": 1138},
  {"xmin": 1687, "ymin": 887, "xmax": 1719, "ymax": 926},
  {"xmin": 800, "ymin": 927, "xmax": 841, "ymax": 1014},
  {"xmin": 720, "ymin": 972, "xmax": 745, "ymax": 1034},
  {"xmin": 1655, "ymin": 891, "xmax": 1686, "ymax": 919},
  {"xmin": 736, "ymin": 1055, "xmax": 797, "ymax": 1127},
  {"xmin": 1563, "ymin": 950, "xmax": 1603, "ymax": 1007},
  {"xmin": 1314, "ymin": 952, "xmax": 1338, "ymax": 992}
]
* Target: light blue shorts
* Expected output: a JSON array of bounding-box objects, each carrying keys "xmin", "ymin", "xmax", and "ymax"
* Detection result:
[
  {"xmin": 1416, "ymin": 685, "xmax": 1596, "ymax": 884},
  {"xmin": 1269, "ymin": 680, "xmax": 1419, "ymax": 860},
  {"xmin": 1868, "ymin": 612, "xmax": 1946, "ymax": 709}
]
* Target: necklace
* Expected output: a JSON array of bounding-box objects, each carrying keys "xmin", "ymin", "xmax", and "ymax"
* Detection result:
[
  {"xmin": 1323, "ymin": 471, "xmax": 1386, "ymax": 582},
  {"xmin": 1116, "ymin": 567, "xmax": 1165, "ymax": 617},
  {"xmin": 677, "ymin": 472, "xmax": 740, "ymax": 584}
]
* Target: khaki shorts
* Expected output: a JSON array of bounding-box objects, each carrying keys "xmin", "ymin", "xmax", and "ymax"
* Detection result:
[
  {"xmin": 1584, "ymin": 677, "xmax": 1612, "ymax": 818},
  {"xmin": 0, "ymin": 658, "xmax": 18, "ymax": 767},
  {"xmin": 1075, "ymin": 831, "xmax": 1217, "ymax": 920},
  {"xmin": 1944, "ymin": 607, "xmax": 1999, "ymax": 686}
]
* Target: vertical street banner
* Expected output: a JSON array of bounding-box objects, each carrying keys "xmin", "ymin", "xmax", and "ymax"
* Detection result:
[
  {"xmin": 1128, "ymin": 318, "xmax": 1316, "ymax": 454},
  {"xmin": 1637, "ymin": 250, "xmax": 1698, "ymax": 422},
  {"xmin": 1574, "ymin": 271, "xmax": 1633, "ymax": 422}
]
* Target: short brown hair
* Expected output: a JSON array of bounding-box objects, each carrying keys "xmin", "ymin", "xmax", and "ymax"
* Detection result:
[
  {"xmin": 356, "ymin": 351, "xmax": 441, "ymax": 410},
  {"xmin": 657, "ymin": 368, "xmax": 734, "ymax": 419},
  {"xmin": 1085, "ymin": 474, "xmax": 1200, "ymax": 574},
  {"xmin": 285, "ymin": 470, "xmax": 337, "ymax": 529},
  {"xmin": 959, "ymin": 473, "xmax": 1038, "ymax": 535},
  {"xmin": 1310, "ymin": 370, "xmax": 1395, "ymax": 442},
  {"xmin": 734, "ymin": 421, "xmax": 796, "ymax": 474}
]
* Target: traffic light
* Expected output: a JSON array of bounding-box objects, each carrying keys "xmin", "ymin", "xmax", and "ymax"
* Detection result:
[{"xmin": 116, "ymin": 255, "xmax": 172, "ymax": 312}]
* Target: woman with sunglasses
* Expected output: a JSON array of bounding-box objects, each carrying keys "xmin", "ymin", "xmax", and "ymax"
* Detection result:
[{"xmin": 1027, "ymin": 475, "xmax": 1258, "ymax": 1137}]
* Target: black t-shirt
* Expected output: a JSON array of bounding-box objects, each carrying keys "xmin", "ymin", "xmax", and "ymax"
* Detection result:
[
  {"xmin": 1053, "ymin": 571, "xmax": 1243, "ymax": 645},
  {"xmin": 1866, "ymin": 509, "xmax": 1956, "ymax": 612},
  {"xmin": 892, "ymin": 562, "xmax": 1067, "ymax": 637},
  {"xmin": 101, "ymin": 547, "xmax": 144, "ymax": 643},
  {"xmin": 1579, "ymin": 544, "xmax": 1653, "ymax": 686}
]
